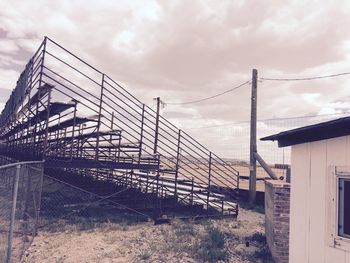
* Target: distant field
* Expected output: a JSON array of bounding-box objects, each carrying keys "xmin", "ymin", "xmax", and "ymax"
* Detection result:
[{"xmin": 170, "ymin": 160, "xmax": 287, "ymax": 192}]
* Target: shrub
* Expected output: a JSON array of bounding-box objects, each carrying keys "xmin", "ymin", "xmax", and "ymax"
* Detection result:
[
  {"xmin": 78, "ymin": 218, "xmax": 96, "ymax": 231},
  {"xmin": 195, "ymin": 225, "xmax": 229, "ymax": 263},
  {"xmin": 172, "ymin": 220, "xmax": 195, "ymax": 237},
  {"xmin": 247, "ymin": 232, "xmax": 266, "ymax": 243},
  {"xmin": 139, "ymin": 250, "xmax": 151, "ymax": 261},
  {"xmin": 252, "ymin": 245, "xmax": 274, "ymax": 262}
]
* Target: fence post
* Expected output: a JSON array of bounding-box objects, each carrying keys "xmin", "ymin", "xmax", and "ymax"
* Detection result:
[
  {"xmin": 286, "ymin": 166, "xmax": 291, "ymax": 183},
  {"xmin": 139, "ymin": 104, "xmax": 145, "ymax": 162},
  {"xmin": 95, "ymin": 73, "xmax": 105, "ymax": 161},
  {"xmin": 153, "ymin": 97, "xmax": 160, "ymax": 154},
  {"xmin": 190, "ymin": 177, "xmax": 194, "ymax": 206},
  {"xmin": 207, "ymin": 152, "xmax": 212, "ymax": 214},
  {"xmin": 33, "ymin": 38, "xmax": 47, "ymax": 155},
  {"xmin": 6, "ymin": 164, "xmax": 21, "ymax": 263},
  {"xmin": 70, "ymin": 100, "xmax": 78, "ymax": 160},
  {"xmin": 34, "ymin": 164, "xmax": 45, "ymax": 234},
  {"xmin": 155, "ymin": 155, "xmax": 161, "ymax": 218},
  {"xmin": 249, "ymin": 69, "xmax": 258, "ymax": 204},
  {"xmin": 174, "ymin": 129, "xmax": 181, "ymax": 198},
  {"xmin": 42, "ymin": 88, "xmax": 52, "ymax": 158}
]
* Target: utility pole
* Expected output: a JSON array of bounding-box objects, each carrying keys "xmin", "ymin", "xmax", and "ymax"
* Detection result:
[
  {"xmin": 153, "ymin": 97, "xmax": 161, "ymax": 154},
  {"xmin": 249, "ymin": 69, "xmax": 258, "ymax": 204}
]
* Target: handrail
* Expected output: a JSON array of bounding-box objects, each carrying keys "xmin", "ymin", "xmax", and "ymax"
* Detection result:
[
  {"xmin": 0, "ymin": 160, "xmax": 44, "ymax": 170},
  {"xmin": 46, "ymin": 37, "xmax": 103, "ymax": 75},
  {"xmin": 46, "ymin": 51, "xmax": 101, "ymax": 87}
]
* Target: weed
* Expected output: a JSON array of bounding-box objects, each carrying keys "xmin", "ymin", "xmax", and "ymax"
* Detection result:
[
  {"xmin": 239, "ymin": 201, "xmax": 265, "ymax": 214},
  {"xmin": 120, "ymin": 214, "xmax": 149, "ymax": 225},
  {"xmin": 253, "ymin": 205, "xmax": 265, "ymax": 214},
  {"xmin": 195, "ymin": 225, "xmax": 229, "ymax": 263},
  {"xmin": 55, "ymin": 257, "xmax": 65, "ymax": 263},
  {"xmin": 139, "ymin": 250, "xmax": 151, "ymax": 261},
  {"xmin": 160, "ymin": 222, "xmax": 195, "ymax": 254},
  {"xmin": 247, "ymin": 232, "xmax": 266, "ymax": 243},
  {"xmin": 235, "ymin": 232, "xmax": 273, "ymax": 262},
  {"xmin": 77, "ymin": 218, "xmax": 96, "ymax": 231},
  {"xmin": 103, "ymin": 233, "xmax": 120, "ymax": 244},
  {"xmin": 172, "ymin": 220, "xmax": 195, "ymax": 236},
  {"xmin": 0, "ymin": 248, "xmax": 5, "ymax": 262},
  {"xmin": 231, "ymin": 220, "xmax": 241, "ymax": 229},
  {"xmin": 101, "ymin": 222, "xmax": 128, "ymax": 232},
  {"xmin": 252, "ymin": 245, "xmax": 274, "ymax": 262},
  {"xmin": 122, "ymin": 224, "xmax": 129, "ymax": 231}
]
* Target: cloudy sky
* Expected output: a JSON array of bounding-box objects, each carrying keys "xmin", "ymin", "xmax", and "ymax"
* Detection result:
[{"xmin": 1, "ymin": 0, "xmax": 350, "ymax": 162}]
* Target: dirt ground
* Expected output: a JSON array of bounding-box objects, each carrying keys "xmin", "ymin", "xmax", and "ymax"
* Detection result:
[{"xmin": 21, "ymin": 206, "xmax": 272, "ymax": 263}]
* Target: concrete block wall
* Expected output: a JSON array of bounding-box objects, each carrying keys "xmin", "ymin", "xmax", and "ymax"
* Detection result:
[{"xmin": 265, "ymin": 180, "xmax": 290, "ymax": 263}]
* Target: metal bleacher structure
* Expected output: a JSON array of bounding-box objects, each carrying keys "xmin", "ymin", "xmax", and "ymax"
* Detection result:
[{"xmin": 0, "ymin": 37, "xmax": 239, "ymax": 219}]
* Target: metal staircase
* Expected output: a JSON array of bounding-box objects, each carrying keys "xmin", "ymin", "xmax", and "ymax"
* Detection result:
[{"xmin": 0, "ymin": 37, "xmax": 239, "ymax": 218}]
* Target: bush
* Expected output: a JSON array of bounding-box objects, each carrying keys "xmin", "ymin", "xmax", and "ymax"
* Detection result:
[
  {"xmin": 139, "ymin": 250, "xmax": 151, "ymax": 261},
  {"xmin": 195, "ymin": 225, "xmax": 229, "ymax": 263},
  {"xmin": 172, "ymin": 220, "xmax": 195, "ymax": 236},
  {"xmin": 252, "ymin": 246, "xmax": 274, "ymax": 262},
  {"xmin": 247, "ymin": 232, "xmax": 266, "ymax": 243},
  {"xmin": 77, "ymin": 218, "xmax": 96, "ymax": 231}
]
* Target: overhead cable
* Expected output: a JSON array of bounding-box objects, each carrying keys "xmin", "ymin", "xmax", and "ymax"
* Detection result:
[
  {"xmin": 261, "ymin": 72, "xmax": 350, "ymax": 81},
  {"xmin": 166, "ymin": 80, "xmax": 250, "ymax": 105},
  {"xmin": 184, "ymin": 110, "xmax": 350, "ymax": 129}
]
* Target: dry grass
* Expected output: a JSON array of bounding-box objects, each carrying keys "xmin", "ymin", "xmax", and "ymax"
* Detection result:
[
  {"xmin": 22, "ymin": 207, "xmax": 273, "ymax": 263},
  {"xmin": 0, "ymin": 244, "xmax": 6, "ymax": 263}
]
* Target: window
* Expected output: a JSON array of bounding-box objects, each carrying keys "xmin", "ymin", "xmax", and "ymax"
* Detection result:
[{"xmin": 338, "ymin": 178, "xmax": 350, "ymax": 239}]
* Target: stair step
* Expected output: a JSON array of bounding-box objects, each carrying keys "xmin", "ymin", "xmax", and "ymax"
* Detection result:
[{"xmin": 0, "ymin": 102, "xmax": 76, "ymax": 139}]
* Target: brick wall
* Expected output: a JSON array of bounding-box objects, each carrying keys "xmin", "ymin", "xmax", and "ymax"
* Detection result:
[{"xmin": 265, "ymin": 180, "xmax": 290, "ymax": 263}]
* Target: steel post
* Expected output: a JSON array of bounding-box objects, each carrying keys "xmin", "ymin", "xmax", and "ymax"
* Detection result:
[{"xmin": 6, "ymin": 164, "xmax": 21, "ymax": 263}]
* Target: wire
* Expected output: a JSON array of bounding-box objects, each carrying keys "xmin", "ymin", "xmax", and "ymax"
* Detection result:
[
  {"xmin": 184, "ymin": 110, "xmax": 350, "ymax": 129},
  {"xmin": 261, "ymin": 72, "xmax": 350, "ymax": 81},
  {"xmin": 166, "ymin": 80, "xmax": 250, "ymax": 105}
]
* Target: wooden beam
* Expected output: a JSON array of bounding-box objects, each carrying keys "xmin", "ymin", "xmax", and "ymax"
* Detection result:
[
  {"xmin": 249, "ymin": 69, "xmax": 258, "ymax": 204},
  {"xmin": 254, "ymin": 152, "xmax": 279, "ymax": 180}
]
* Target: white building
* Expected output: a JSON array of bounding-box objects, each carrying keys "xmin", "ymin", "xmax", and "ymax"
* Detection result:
[{"xmin": 262, "ymin": 117, "xmax": 350, "ymax": 263}]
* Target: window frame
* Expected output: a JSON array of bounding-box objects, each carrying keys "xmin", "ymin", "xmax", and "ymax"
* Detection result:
[
  {"xmin": 327, "ymin": 166, "xmax": 350, "ymax": 251},
  {"xmin": 338, "ymin": 177, "xmax": 350, "ymax": 239}
]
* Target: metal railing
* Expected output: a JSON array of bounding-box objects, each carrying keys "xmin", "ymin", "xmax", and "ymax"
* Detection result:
[{"xmin": 0, "ymin": 37, "xmax": 239, "ymax": 216}]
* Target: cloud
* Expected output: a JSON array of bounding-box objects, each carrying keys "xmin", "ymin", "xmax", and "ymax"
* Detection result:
[{"xmin": 0, "ymin": 0, "xmax": 350, "ymax": 160}]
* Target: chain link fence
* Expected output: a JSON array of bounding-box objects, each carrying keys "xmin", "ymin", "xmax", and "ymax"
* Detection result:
[
  {"xmin": 0, "ymin": 161, "xmax": 151, "ymax": 263},
  {"xmin": 0, "ymin": 161, "xmax": 44, "ymax": 263},
  {"xmin": 38, "ymin": 170, "xmax": 151, "ymax": 227}
]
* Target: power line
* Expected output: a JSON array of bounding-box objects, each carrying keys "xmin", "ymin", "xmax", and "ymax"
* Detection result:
[
  {"xmin": 165, "ymin": 71, "xmax": 350, "ymax": 105},
  {"xmin": 184, "ymin": 110, "xmax": 350, "ymax": 129},
  {"xmin": 261, "ymin": 71, "xmax": 350, "ymax": 81},
  {"xmin": 166, "ymin": 80, "xmax": 250, "ymax": 105}
]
